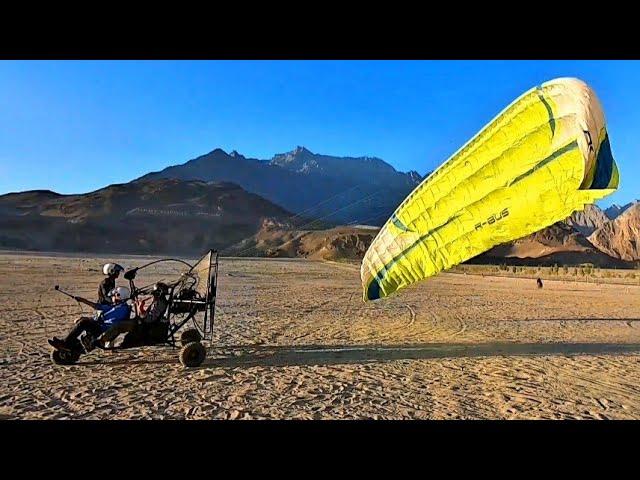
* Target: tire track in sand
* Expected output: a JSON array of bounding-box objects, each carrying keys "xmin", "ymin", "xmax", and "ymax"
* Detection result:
[{"xmin": 363, "ymin": 304, "xmax": 417, "ymax": 344}]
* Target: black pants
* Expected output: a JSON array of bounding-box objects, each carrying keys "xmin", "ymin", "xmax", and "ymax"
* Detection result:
[
  {"xmin": 64, "ymin": 317, "xmax": 103, "ymax": 348},
  {"xmin": 99, "ymin": 320, "xmax": 138, "ymax": 344}
]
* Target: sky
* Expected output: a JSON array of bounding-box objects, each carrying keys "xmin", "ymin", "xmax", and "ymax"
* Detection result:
[{"xmin": 0, "ymin": 60, "xmax": 638, "ymax": 208}]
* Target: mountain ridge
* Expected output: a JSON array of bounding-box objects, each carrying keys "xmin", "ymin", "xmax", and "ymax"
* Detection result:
[
  {"xmin": 138, "ymin": 146, "xmax": 422, "ymax": 225},
  {"xmin": 0, "ymin": 179, "xmax": 294, "ymax": 255},
  {"xmin": 2, "ymin": 145, "xmax": 638, "ymax": 265}
]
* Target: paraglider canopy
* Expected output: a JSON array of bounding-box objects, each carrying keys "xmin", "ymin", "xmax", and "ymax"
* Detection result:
[{"xmin": 361, "ymin": 77, "xmax": 619, "ymax": 301}]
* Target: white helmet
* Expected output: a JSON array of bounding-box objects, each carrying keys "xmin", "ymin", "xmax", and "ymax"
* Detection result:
[
  {"xmin": 103, "ymin": 263, "xmax": 124, "ymax": 276},
  {"xmin": 108, "ymin": 286, "xmax": 130, "ymax": 301}
]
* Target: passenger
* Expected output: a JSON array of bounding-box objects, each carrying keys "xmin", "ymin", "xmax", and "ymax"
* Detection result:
[
  {"xmin": 48, "ymin": 286, "xmax": 132, "ymax": 351},
  {"xmin": 118, "ymin": 282, "xmax": 170, "ymax": 347},
  {"xmin": 139, "ymin": 282, "xmax": 169, "ymax": 324}
]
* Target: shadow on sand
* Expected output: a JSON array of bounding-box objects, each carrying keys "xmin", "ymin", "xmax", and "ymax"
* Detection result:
[{"xmin": 78, "ymin": 341, "xmax": 640, "ymax": 368}]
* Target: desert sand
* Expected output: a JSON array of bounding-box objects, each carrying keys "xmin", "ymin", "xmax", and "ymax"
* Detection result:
[{"xmin": 1, "ymin": 252, "xmax": 639, "ymax": 419}]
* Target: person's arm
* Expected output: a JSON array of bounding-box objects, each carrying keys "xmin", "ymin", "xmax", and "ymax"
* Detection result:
[{"xmin": 74, "ymin": 296, "xmax": 100, "ymax": 310}]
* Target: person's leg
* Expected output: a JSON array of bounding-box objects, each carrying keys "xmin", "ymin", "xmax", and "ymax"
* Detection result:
[
  {"xmin": 98, "ymin": 320, "xmax": 138, "ymax": 346},
  {"xmin": 62, "ymin": 317, "xmax": 95, "ymax": 346}
]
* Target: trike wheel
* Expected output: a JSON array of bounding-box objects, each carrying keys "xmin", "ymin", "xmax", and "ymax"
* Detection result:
[
  {"xmin": 50, "ymin": 349, "xmax": 80, "ymax": 365},
  {"xmin": 179, "ymin": 342, "xmax": 206, "ymax": 368}
]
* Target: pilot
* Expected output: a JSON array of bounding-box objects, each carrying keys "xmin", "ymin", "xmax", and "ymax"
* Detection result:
[{"xmin": 98, "ymin": 263, "xmax": 125, "ymax": 305}]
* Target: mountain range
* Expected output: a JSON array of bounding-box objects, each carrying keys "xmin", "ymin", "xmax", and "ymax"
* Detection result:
[
  {"xmin": 588, "ymin": 202, "xmax": 640, "ymax": 261},
  {"xmin": 1, "ymin": 145, "xmax": 638, "ymax": 266},
  {"xmin": 0, "ymin": 179, "xmax": 293, "ymax": 255},
  {"xmin": 138, "ymin": 146, "xmax": 422, "ymax": 225}
]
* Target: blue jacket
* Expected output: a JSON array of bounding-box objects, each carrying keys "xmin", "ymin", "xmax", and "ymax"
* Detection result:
[{"xmin": 95, "ymin": 302, "xmax": 132, "ymax": 327}]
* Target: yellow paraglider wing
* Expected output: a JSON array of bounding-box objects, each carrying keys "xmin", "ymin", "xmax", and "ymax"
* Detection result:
[{"xmin": 361, "ymin": 78, "xmax": 619, "ymax": 301}]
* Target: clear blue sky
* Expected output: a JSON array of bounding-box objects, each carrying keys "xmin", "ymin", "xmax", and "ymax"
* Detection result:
[{"xmin": 1, "ymin": 60, "xmax": 638, "ymax": 207}]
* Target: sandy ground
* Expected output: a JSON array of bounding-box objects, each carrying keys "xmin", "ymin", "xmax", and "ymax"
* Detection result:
[{"xmin": 1, "ymin": 252, "xmax": 640, "ymax": 420}]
